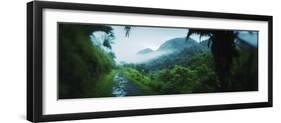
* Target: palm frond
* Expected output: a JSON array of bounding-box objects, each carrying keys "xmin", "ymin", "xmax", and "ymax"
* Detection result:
[
  {"xmin": 124, "ymin": 26, "xmax": 131, "ymax": 37},
  {"xmin": 186, "ymin": 29, "xmax": 212, "ymax": 41}
]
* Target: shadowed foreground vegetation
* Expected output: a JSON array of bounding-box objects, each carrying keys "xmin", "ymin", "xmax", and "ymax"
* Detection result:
[{"xmin": 58, "ymin": 24, "xmax": 115, "ymax": 99}]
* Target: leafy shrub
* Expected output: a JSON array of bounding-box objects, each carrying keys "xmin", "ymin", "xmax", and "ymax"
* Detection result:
[{"xmin": 58, "ymin": 24, "xmax": 115, "ymax": 99}]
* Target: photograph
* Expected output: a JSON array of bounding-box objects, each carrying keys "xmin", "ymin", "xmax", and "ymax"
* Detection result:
[{"xmin": 58, "ymin": 23, "xmax": 258, "ymax": 99}]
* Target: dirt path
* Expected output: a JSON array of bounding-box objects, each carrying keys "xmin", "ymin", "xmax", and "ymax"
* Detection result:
[{"xmin": 112, "ymin": 73, "xmax": 142, "ymax": 97}]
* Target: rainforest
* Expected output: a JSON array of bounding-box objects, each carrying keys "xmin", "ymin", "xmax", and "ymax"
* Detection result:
[{"xmin": 58, "ymin": 23, "xmax": 258, "ymax": 99}]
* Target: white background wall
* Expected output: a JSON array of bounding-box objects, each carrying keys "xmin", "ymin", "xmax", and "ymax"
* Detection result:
[{"xmin": 0, "ymin": 0, "xmax": 279, "ymax": 123}]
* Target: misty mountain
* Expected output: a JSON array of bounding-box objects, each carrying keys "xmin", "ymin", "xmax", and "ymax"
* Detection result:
[
  {"xmin": 135, "ymin": 34, "xmax": 257, "ymax": 71},
  {"xmin": 137, "ymin": 48, "xmax": 154, "ymax": 55},
  {"xmin": 136, "ymin": 37, "xmax": 208, "ymax": 70},
  {"xmin": 157, "ymin": 37, "xmax": 200, "ymax": 52}
]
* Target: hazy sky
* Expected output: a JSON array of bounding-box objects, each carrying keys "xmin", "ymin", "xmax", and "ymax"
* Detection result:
[{"xmin": 110, "ymin": 26, "xmax": 189, "ymax": 63}]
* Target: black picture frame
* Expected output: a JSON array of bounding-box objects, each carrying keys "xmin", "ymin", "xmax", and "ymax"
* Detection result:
[{"xmin": 27, "ymin": 1, "xmax": 273, "ymax": 122}]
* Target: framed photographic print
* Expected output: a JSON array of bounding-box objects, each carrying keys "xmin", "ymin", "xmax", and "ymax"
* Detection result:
[{"xmin": 27, "ymin": 1, "xmax": 273, "ymax": 122}]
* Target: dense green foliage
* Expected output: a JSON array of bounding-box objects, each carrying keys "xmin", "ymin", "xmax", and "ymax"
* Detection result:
[
  {"xmin": 59, "ymin": 24, "xmax": 115, "ymax": 99},
  {"xmin": 119, "ymin": 67, "xmax": 157, "ymax": 95},
  {"xmin": 122, "ymin": 50, "xmax": 257, "ymax": 95},
  {"xmin": 125, "ymin": 52, "xmax": 219, "ymax": 94}
]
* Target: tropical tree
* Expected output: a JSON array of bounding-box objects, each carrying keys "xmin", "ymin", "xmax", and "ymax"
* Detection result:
[{"xmin": 186, "ymin": 29, "xmax": 239, "ymax": 91}]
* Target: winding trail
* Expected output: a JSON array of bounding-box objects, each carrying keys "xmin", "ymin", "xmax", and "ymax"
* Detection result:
[{"xmin": 112, "ymin": 73, "xmax": 142, "ymax": 97}]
